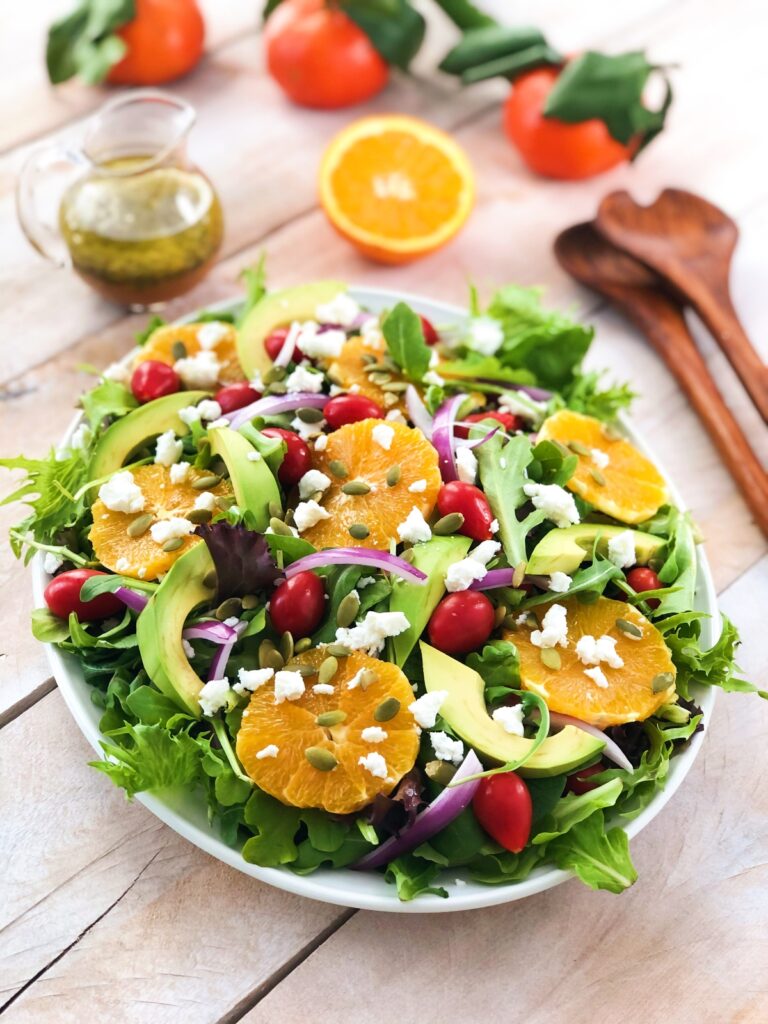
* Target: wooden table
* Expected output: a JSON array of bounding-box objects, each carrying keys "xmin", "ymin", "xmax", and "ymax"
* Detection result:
[{"xmin": 1, "ymin": 2, "xmax": 767, "ymax": 1021}]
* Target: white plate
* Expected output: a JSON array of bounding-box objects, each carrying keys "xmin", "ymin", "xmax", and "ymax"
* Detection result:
[{"xmin": 33, "ymin": 286, "xmax": 717, "ymax": 913}]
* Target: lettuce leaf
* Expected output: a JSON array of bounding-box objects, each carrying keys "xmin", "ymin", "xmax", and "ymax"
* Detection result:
[
  {"xmin": 655, "ymin": 508, "xmax": 698, "ymax": 615},
  {"xmin": 657, "ymin": 613, "xmax": 765, "ymax": 700},
  {"xmin": 90, "ymin": 723, "xmax": 202, "ymax": 798},
  {"xmin": 81, "ymin": 378, "xmax": 137, "ymax": 430},
  {"xmin": 382, "ymin": 302, "xmax": 431, "ymax": 382},
  {"xmin": 548, "ymin": 813, "xmax": 637, "ymax": 893},
  {"xmin": 385, "ymin": 854, "xmax": 448, "ymax": 901}
]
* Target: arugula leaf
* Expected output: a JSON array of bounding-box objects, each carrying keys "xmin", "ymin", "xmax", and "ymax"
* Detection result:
[
  {"xmin": 343, "ymin": 0, "xmax": 426, "ymax": 70},
  {"xmin": 31, "ymin": 608, "xmax": 71, "ymax": 643},
  {"xmin": 529, "ymin": 438, "xmax": 577, "ymax": 486},
  {"xmin": 381, "ymin": 302, "xmax": 431, "ymax": 382},
  {"xmin": 81, "ymin": 378, "xmax": 137, "ymax": 430},
  {"xmin": 385, "ymin": 854, "xmax": 448, "ymax": 901},
  {"xmin": 476, "ymin": 432, "xmax": 545, "ymax": 568},
  {"xmin": 548, "ymin": 813, "xmax": 638, "ymax": 893},
  {"xmin": 522, "ymin": 554, "xmax": 624, "ymax": 609},
  {"xmin": 91, "ymin": 723, "xmax": 201, "ymax": 797},
  {"xmin": 46, "ymin": 0, "xmax": 134, "ymax": 85}
]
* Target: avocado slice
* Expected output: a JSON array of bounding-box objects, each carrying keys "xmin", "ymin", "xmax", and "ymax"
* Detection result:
[
  {"xmin": 527, "ymin": 523, "xmax": 666, "ymax": 576},
  {"xmin": 208, "ymin": 426, "xmax": 281, "ymax": 531},
  {"xmin": 137, "ymin": 543, "xmax": 216, "ymax": 716},
  {"xmin": 420, "ymin": 642, "xmax": 603, "ymax": 777},
  {"xmin": 90, "ymin": 390, "xmax": 209, "ymax": 480},
  {"xmin": 389, "ymin": 535, "xmax": 471, "ymax": 667},
  {"xmin": 236, "ymin": 280, "xmax": 347, "ymax": 379}
]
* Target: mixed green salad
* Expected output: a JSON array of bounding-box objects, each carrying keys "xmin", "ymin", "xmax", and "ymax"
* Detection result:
[{"xmin": 2, "ymin": 266, "xmax": 760, "ymax": 902}]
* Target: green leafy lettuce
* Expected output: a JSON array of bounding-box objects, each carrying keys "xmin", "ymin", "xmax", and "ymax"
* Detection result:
[{"xmin": 382, "ymin": 301, "xmax": 431, "ymax": 382}]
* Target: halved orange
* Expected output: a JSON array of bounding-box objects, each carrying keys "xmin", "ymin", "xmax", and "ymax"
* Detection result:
[
  {"xmin": 538, "ymin": 410, "xmax": 668, "ymax": 524},
  {"xmin": 319, "ymin": 115, "xmax": 475, "ymax": 264},
  {"xmin": 236, "ymin": 649, "xmax": 420, "ymax": 814},
  {"xmin": 90, "ymin": 464, "xmax": 231, "ymax": 580},
  {"xmin": 508, "ymin": 596, "xmax": 676, "ymax": 727},
  {"xmin": 302, "ymin": 419, "xmax": 441, "ymax": 550},
  {"xmin": 327, "ymin": 335, "xmax": 407, "ymax": 416},
  {"xmin": 133, "ymin": 322, "xmax": 245, "ymax": 385}
]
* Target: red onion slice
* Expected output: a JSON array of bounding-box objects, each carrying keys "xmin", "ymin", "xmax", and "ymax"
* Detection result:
[
  {"xmin": 183, "ymin": 620, "xmax": 239, "ymax": 644},
  {"xmin": 207, "ymin": 620, "xmax": 247, "ymax": 680},
  {"xmin": 454, "ymin": 425, "xmax": 499, "ymax": 450},
  {"xmin": 227, "ymin": 392, "xmax": 328, "ymax": 430},
  {"xmin": 468, "ymin": 568, "xmax": 516, "ymax": 591},
  {"xmin": 548, "ymin": 711, "xmax": 634, "ymax": 773},
  {"xmin": 405, "ymin": 385, "xmax": 433, "ymax": 438},
  {"xmin": 115, "ymin": 586, "xmax": 148, "ymax": 613},
  {"xmin": 431, "ymin": 393, "xmax": 467, "ymax": 482},
  {"xmin": 285, "ymin": 548, "xmax": 427, "ymax": 585},
  {"xmin": 273, "ymin": 321, "xmax": 299, "ymax": 367}
]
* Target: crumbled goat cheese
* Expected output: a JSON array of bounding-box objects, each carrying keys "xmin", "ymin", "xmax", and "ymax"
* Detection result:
[
  {"xmin": 273, "ymin": 670, "xmax": 306, "ymax": 704},
  {"xmin": 591, "ymin": 447, "xmax": 610, "ymax": 469},
  {"xmin": 223, "ymin": 616, "xmax": 239, "ymax": 627},
  {"xmin": 291, "ymin": 415, "xmax": 326, "ymax": 440},
  {"xmin": 444, "ymin": 540, "xmax": 501, "ymax": 593},
  {"xmin": 607, "ymin": 530, "xmax": 637, "ymax": 569},
  {"xmin": 294, "ymin": 321, "xmax": 346, "ymax": 360},
  {"xmin": 115, "ymin": 557, "xmax": 130, "ymax": 573},
  {"xmin": 490, "ymin": 518, "xmax": 500, "ymax": 533},
  {"xmin": 98, "ymin": 471, "xmax": 145, "ymax": 514},
  {"xmin": 199, "ymin": 678, "xmax": 232, "ymax": 716},
  {"xmin": 492, "ymin": 705, "xmax": 526, "ymax": 736},
  {"xmin": 584, "ymin": 666, "xmax": 609, "ymax": 689},
  {"xmin": 409, "ymin": 690, "xmax": 447, "ymax": 729},
  {"xmin": 423, "ymin": 370, "xmax": 445, "ymax": 387},
  {"xmin": 207, "ymin": 417, "xmax": 230, "ymax": 430},
  {"xmin": 70, "ymin": 422, "xmax": 92, "ymax": 450},
  {"xmin": 255, "ymin": 744, "xmax": 279, "ymax": 759},
  {"xmin": 548, "ymin": 571, "xmax": 572, "ymax": 593},
  {"xmin": 498, "ymin": 391, "xmax": 547, "ymax": 424},
  {"xmin": 408, "ymin": 479, "xmax": 427, "ymax": 493},
  {"xmin": 530, "ymin": 603, "xmax": 569, "ymax": 649},
  {"xmin": 397, "ymin": 507, "xmax": 432, "ymax": 544},
  {"xmin": 430, "ymin": 731, "xmax": 464, "ymax": 764},
  {"xmin": 361, "ymin": 726, "xmax": 388, "ymax": 744},
  {"xmin": 182, "ymin": 639, "xmax": 195, "ymax": 660},
  {"xmin": 170, "ymin": 461, "xmax": 191, "ymax": 484},
  {"xmin": 43, "ymin": 552, "xmax": 63, "ymax": 575},
  {"xmin": 314, "ymin": 434, "xmax": 328, "ymax": 452},
  {"xmin": 358, "ymin": 752, "xmax": 388, "ymax": 779},
  {"xmin": 247, "ymin": 451, "xmax": 261, "ymax": 462},
  {"xmin": 294, "ymin": 500, "xmax": 331, "ymax": 533},
  {"xmin": 197, "ymin": 322, "xmax": 230, "ymax": 350},
  {"xmin": 285, "ymin": 364, "xmax": 324, "ymax": 393},
  {"xmin": 357, "ymin": 576, "xmax": 376, "ymax": 589},
  {"xmin": 467, "ymin": 316, "xmax": 504, "ymax": 356},
  {"xmin": 194, "ymin": 491, "xmax": 217, "ymax": 512},
  {"xmin": 102, "ymin": 360, "xmax": 131, "ymax": 384},
  {"xmin": 346, "ymin": 667, "xmax": 366, "ymax": 690},
  {"xmin": 234, "ymin": 667, "xmax": 275, "ymax": 695},
  {"xmin": 385, "ymin": 409, "xmax": 407, "ymax": 424},
  {"xmin": 178, "ymin": 405, "xmax": 202, "ymax": 426},
  {"xmin": 298, "ymin": 469, "xmax": 332, "ymax": 500},
  {"xmin": 154, "ymin": 429, "xmax": 183, "ymax": 467},
  {"xmin": 335, "ymin": 610, "xmax": 410, "ymax": 656},
  {"xmin": 523, "ymin": 482, "xmax": 580, "ymax": 528},
  {"xmin": 316, "ymin": 292, "xmax": 360, "ymax": 327},
  {"xmin": 575, "ymin": 634, "xmax": 624, "ymax": 669},
  {"xmin": 371, "ymin": 423, "xmax": 395, "ymax": 451},
  {"xmin": 312, "ymin": 683, "xmax": 335, "ymax": 695},
  {"xmin": 456, "ymin": 445, "xmax": 477, "ymax": 484},
  {"xmin": 197, "ymin": 399, "xmax": 223, "ymax": 421},
  {"xmin": 174, "ymin": 351, "xmax": 221, "ymax": 389},
  {"xmin": 150, "ymin": 516, "xmax": 195, "ymax": 545}
]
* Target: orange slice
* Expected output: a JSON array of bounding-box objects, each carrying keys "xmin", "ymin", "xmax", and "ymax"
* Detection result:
[
  {"xmin": 319, "ymin": 115, "xmax": 475, "ymax": 264},
  {"xmin": 90, "ymin": 463, "xmax": 231, "ymax": 581},
  {"xmin": 133, "ymin": 322, "xmax": 245, "ymax": 385},
  {"xmin": 236, "ymin": 649, "xmax": 420, "ymax": 814},
  {"xmin": 508, "ymin": 596, "xmax": 676, "ymax": 727},
  {"xmin": 327, "ymin": 335, "xmax": 407, "ymax": 416},
  {"xmin": 538, "ymin": 410, "xmax": 668, "ymax": 524},
  {"xmin": 302, "ymin": 419, "xmax": 440, "ymax": 550}
]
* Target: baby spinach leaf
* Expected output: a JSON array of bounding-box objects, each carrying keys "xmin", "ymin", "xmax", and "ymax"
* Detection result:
[{"xmin": 382, "ymin": 302, "xmax": 431, "ymax": 382}]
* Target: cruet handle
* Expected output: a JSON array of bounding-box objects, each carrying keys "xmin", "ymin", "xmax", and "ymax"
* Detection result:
[{"xmin": 16, "ymin": 143, "xmax": 89, "ymax": 266}]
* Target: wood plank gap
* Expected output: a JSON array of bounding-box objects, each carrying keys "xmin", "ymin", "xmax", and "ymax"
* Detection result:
[{"xmin": 0, "ymin": 676, "xmax": 55, "ymax": 730}]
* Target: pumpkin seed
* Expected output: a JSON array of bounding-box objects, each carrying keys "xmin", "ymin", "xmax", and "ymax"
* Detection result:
[
  {"xmin": 503, "ymin": 612, "xmax": 523, "ymax": 630},
  {"xmin": 171, "ymin": 340, "xmax": 187, "ymax": 361},
  {"xmin": 305, "ymin": 747, "xmax": 338, "ymax": 771},
  {"xmin": 192, "ymin": 474, "xmax": 221, "ymax": 490},
  {"xmin": 381, "ymin": 381, "xmax": 408, "ymax": 393},
  {"xmin": 296, "ymin": 407, "xmax": 324, "ymax": 424},
  {"xmin": 241, "ymin": 594, "xmax": 259, "ymax": 610},
  {"xmin": 263, "ymin": 364, "xmax": 286, "ymax": 384},
  {"xmin": 374, "ymin": 697, "xmax": 400, "ymax": 722},
  {"xmin": 327, "ymin": 643, "xmax": 351, "ymax": 658},
  {"xmin": 203, "ymin": 569, "xmax": 218, "ymax": 590},
  {"xmin": 269, "ymin": 517, "xmax": 294, "ymax": 536},
  {"xmin": 293, "ymin": 637, "xmax": 312, "ymax": 654},
  {"xmin": 215, "ymin": 597, "xmax": 242, "ymax": 621},
  {"xmin": 282, "ymin": 663, "xmax": 314, "ymax": 677},
  {"xmin": 268, "ymin": 501, "xmax": 283, "ymax": 519},
  {"xmin": 367, "ymin": 371, "xmax": 392, "ymax": 386},
  {"xmin": 186, "ymin": 508, "xmax": 212, "ymax": 525},
  {"xmin": 652, "ymin": 672, "xmax": 674, "ymax": 693},
  {"xmin": 433, "ymin": 512, "xmax": 464, "ymax": 535},
  {"xmin": 425, "ymin": 760, "xmax": 457, "ymax": 785},
  {"xmin": 567, "ymin": 440, "xmax": 592, "ymax": 457},
  {"xmin": 341, "ymin": 480, "xmax": 371, "ymax": 495},
  {"xmin": 268, "ymin": 380, "xmax": 287, "ymax": 395},
  {"xmin": 318, "ymin": 656, "xmax": 338, "ymax": 685},
  {"xmin": 283, "ymin": 508, "xmax": 296, "ymax": 528},
  {"xmin": 383, "ymin": 393, "xmax": 399, "ymax": 407},
  {"xmin": 126, "ymin": 513, "xmax": 154, "ymax": 538},
  {"xmin": 493, "ymin": 603, "xmax": 509, "ymax": 628},
  {"xmin": 539, "ymin": 648, "xmax": 561, "ymax": 670},
  {"xmin": 280, "ymin": 631, "xmax": 294, "ymax": 662},
  {"xmin": 162, "ymin": 537, "xmax": 184, "ymax": 552},
  {"xmin": 386, "ymin": 465, "xmax": 401, "ymax": 487},
  {"xmin": 358, "ymin": 668, "xmax": 379, "ymax": 691},
  {"xmin": 590, "ymin": 468, "xmax": 606, "ymax": 486},
  {"xmin": 259, "ymin": 640, "xmax": 284, "ymax": 672},
  {"xmin": 328, "ymin": 459, "xmax": 349, "ymax": 479},
  {"xmin": 512, "ymin": 561, "xmax": 527, "ymax": 588},
  {"xmin": 316, "ymin": 710, "xmax": 347, "ymax": 728},
  {"xmin": 361, "ymin": 353, "xmax": 378, "ymax": 366},
  {"xmin": 336, "ymin": 591, "xmax": 360, "ymax": 628},
  {"xmin": 616, "ymin": 618, "xmax": 643, "ymax": 638},
  {"xmin": 601, "ymin": 422, "xmax": 623, "ymax": 441},
  {"xmin": 348, "ymin": 523, "xmax": 370, "ymax": 540}
]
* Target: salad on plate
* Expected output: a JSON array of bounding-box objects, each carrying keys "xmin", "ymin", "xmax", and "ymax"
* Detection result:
[{"xmin": 2, "ymin": 268, "xmax": 760, "ymax": 902}]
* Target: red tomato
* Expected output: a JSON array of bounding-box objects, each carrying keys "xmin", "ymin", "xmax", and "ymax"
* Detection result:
[
  {"xmin": 269, "ymin": 571, "xmax": 325, "ymax": 637},
  {"xmin": 44, "ymin": 569, "xmax": 124, "ymax": 622},
  {"xmin": 565, "ymin": 762, "xmax": 605, "ymax": 796},
  {"xmin": 131, "ymin": 360, "xmax": 180, "ymax": 404},
  {"xmin": 626, "ymin": 566, "xmax": 662, "ymax": 609},
  {"xmin": 324, "ymin": 394, "xmax": 384, "ymax": 429},
  {"xmin": 264, "ymin": 327, "xmax": 307, "ymax": 363},
  {"xmin": 261, "ymin": 427, "xmax": 312, "ymax": 488},
  {"xmin": 437, "ymin": 481, "xmax": 494, "ymax": 542},
  {"xmin": 215, "ymin": 382, "xmax": 261, "ymax": 414},
  {"xmin": 454, "ymin": 410, "xmax": 523, "ymax": 439},
  {"xmin": 107, "ymin": 0, "xmax": 205, "ymax": 86},
  {"xmin": 419, "ymin": 315, "xmax": 439, "ymax": 346},
  {"xmin": 473, "ymin": 772, "xmax": 533, "ymax": 853},
  {"xmin": 264, "ymin": 0, "xmax": 389, "ymax": 110},
  {"xmin": 503, "ymin": 67, "xmax": 633, "ymax": 180},
  {"xmin": 427, "ymin": 591, "xmax": 494, "ymax": 655}
]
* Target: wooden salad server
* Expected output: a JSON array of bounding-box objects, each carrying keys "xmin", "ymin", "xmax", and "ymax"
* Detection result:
[
  {"xmin": 554, "ymin": 221, "xmax": 768, "ymax": 539},
  {"xmin": 596, "ymin": 188, "xmax": 768, "ymax": 423}
]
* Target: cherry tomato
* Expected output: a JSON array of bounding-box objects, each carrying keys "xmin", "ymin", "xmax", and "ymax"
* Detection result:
[
  {"xmin": 473, "ymin": 772, "xmax": 533, "ymax": 853},
  {"xmin": 437, "ymin": 481, "xmax": 494, "ymax": 542},
  {"xmin": 323, "ymin": 394, "xmax": 384, "ymax": 429},
  {"xmin": 261, "ymin": 427, "xmax": 312, "ymax": 488},
  {"xmin": 107, "ymin": 0, "xmax": 205, "ymax": 86},
  {"xmin": 214, "ymin": 382, "xmax": 261, "ymax": 414},
  {"xmin": 131, "ymin": 360, "xmax": 181, "ymax": 404},
  {"xmin": 454, "ymin": 410, "xmax": 523, "ymax": 439},
  {"xmin": 503, "ymin": 67, "xmax": 634, "ymax": 180},
  {"xmin": 269, "ymin": 571, "xmax": 325, "ymax": 637},
  {"xmin": 420, "ymin": 315, "xmax": 439, "ymax": 346},
  {"xmin": 264, "ymin": 0, "xmax": 389, "ymax": 110},
  {"xmin": 565, "ymin": 762, "xmax": 605, "ymax": 796},
  {"xmin": 44, "ymin": 569, "xmax": 124, "ymax": 622},
  {"xmin": 427, "ymin": 591, "xmax": 494, "ymax": 655},
  {"xmin": 264, "ymin": 327, "xmax": 307, "ymax": 363},
  {"xmin": 626, "ymin": 566, "xmax": 662, "ymax": 609}
]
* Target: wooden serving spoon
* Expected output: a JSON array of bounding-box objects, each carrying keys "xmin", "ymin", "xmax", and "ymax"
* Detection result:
[
  {"xmin": 596, "ymin": 188, "xmax": 768, "ymax": 423},
  {"xmin": 554, "ymin": 221, "xmax": 768, "ymax": 539}
]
